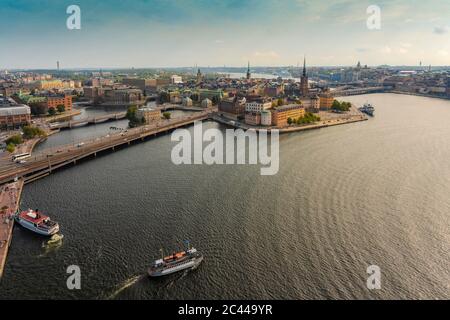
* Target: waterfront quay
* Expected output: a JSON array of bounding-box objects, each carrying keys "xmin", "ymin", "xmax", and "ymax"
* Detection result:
[{"xmin": 0, "ymin": 180, "xmax": 23, "ymax": 278}]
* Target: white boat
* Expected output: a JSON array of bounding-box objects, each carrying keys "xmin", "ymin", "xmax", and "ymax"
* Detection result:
[
  {"xmin": 15, "ymin": 209, "xmax": 60, "ymax": 236},
  {"xmin": 148, "ymin": 242, "xmax": 203, "ymax": 277}
]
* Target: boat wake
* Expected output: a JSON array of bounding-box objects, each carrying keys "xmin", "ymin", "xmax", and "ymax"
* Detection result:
[
  {"xmin": 38, "ymin": 234, "xmax": 64, "ymax": 257},
  {"xmin": 106, "ymin": 275, "xmax": 143, "ymax": 300}
]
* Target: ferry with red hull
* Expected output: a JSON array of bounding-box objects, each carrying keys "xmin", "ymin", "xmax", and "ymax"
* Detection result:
[
  {"xmin": 148, "ymin": 242, "xmax": 203, "ymax": 277},
  {"xmin": 15, "ymin": 209, "xmax": 60, "ymax": 236}
]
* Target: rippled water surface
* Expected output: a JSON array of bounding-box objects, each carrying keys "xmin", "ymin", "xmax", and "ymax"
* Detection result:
[{"xmin": 1, "ymin": 94, "xmax": 449, "ymax": 299}]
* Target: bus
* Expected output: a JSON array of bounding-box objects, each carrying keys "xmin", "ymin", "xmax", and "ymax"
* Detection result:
[{"xmin": 12, "ymin": 153, "xmax": 31, "ymax": 162}]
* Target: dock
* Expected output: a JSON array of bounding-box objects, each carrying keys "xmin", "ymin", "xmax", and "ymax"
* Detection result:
[{"xmin": 0, "ymin": 180, "xmax": 23, "ymax": 279}]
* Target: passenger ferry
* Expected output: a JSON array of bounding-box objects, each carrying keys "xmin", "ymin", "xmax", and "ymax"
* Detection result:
[
  {"xmin": 148, "ymin": 242, "xmax": 203, "ymax": 277},
  {"xmin": 359, "ymin": 103, "xmax": 375, "ymax": 116},
  {"xmin": 15, "ymin": 209, "xmax": 60, "ymax": 236}
]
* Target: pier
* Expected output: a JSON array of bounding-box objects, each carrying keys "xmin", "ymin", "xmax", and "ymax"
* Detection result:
[{"xmin": 0, "ymin": 180, "xmax": 23, "ymax": 278}]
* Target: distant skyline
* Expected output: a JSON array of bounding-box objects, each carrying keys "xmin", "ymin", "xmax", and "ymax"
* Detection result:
[{"xmin": 1, "ymin": 0, "xmax": 449, "ymax": 69}]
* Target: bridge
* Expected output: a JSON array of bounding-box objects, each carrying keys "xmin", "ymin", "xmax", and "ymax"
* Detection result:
[
  {"xmin": 49, "ymin": 112, "xmax": 127, "ymax": 129},
  {"xmin": 0, "ymin": 112, "xmax": 210, "ymax": 185},
  {"xmin": 332, "ymin": 86, "xmax": 386, "ymax": 97},
  {"xmin": 51, "ymin": 105, "xmax": 210, "ymax": 130}
]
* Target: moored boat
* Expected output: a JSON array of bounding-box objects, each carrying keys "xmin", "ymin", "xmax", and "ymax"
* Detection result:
[
  {"xmin": 148, "ymin": 242, "xmax": 203, "ymax": 277},
  {"xmin": 15, "ymin": 209, "xmax": 60, "ymax": 236},
  {"xmin": 359, "ymin": 102, "xmax": 375, "ymax": 116}
]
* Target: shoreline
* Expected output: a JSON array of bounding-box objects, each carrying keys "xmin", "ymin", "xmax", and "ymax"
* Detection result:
[
  {"xmin": 0, "ymin": 180, "xmax": 24, "ymax": 278},
  {"xmin": 212, "ymin": 113, "xmax": 367, "ymax": 133}
]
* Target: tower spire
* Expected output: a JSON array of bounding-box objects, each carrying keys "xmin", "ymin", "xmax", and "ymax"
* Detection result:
[
  {"xmin": 246, "ymin": 61, "xmax": 251, "ymax": 80},
  {"xmin": 303, "ymin": 56, "xmax": 306, "ymax": 77}
]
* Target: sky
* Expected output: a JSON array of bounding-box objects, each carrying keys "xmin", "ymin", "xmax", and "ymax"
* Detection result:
[{"xmin": 0, "ymin": 0, "xmax": 449, "ymax": 69}]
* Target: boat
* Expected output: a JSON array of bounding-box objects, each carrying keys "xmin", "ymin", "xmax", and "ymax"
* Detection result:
[
  {"xmin": 15, "ymin": 209, "xmax": 60, "ymax": 236},
  {"xmin": 359, "ymin": 103, "xmax": 375, "ymax": 116},
  {"xmin": 148, "ymin": 242, "xmax": 203, "ymax": 277}
]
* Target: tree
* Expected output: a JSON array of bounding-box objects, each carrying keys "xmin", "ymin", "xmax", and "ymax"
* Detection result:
[
  {"xmin": 22, "ymin": 126, "xmax": 46, "ymax": 139},
  {"xmin": 57, "ymin": 105, "xmax": 65, "ymax": 113},
  {"xmin": 126, "ymin": 105, "xmax": 138, "ymax": 121},
  {"xmin": 6, "ymin": 143, "xmax": 15, "ymax": 153},
  {"xmin": 48, "ymin": 107, "xmax": 56, "ymax": 116},
  {"xmin": 287, "ymin": 117, "xmax": 293, "ymax": 125},
  {"xmin": 6, "ymin": 134, "xmax": 23, "ymax": 145},
  {"xmin": 163, "ymin": 112, "xmax": 171, "ymax": 120},
  {"xmin": 277, "ymin": 98, "xmax": 284, "ymax": 107},
  {"xmin": 331, "ymin": 100, "xmax": 341, "ymax": 110}
]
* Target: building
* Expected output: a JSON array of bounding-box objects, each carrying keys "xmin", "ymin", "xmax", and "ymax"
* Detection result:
[
  {"xmin": 135, "ymin": 107, "xmax": 161, "ymax": 124},
  {"xmin": 271, "ymin": 104, "xmax": 305, "ymax": 127},
  {"xmin": 171, "ymin": 75, "xmax": 183, "ymax": 84},
  {"xmin": 201, "ymin": 98, "xmax": 213, "ymax": 108},
  {"xmin": 319, "ymin": 90, "xmax": 334, "ymax": 110},
  {"xmin": 35, "ymin": 79, "xmax": 65, "ymax": 90},
  {"xmin": 218, "ymin": 96, "xmax": 246, "ymax": 118},
  {"xmin": 261, "ymin": 110, "xmax": 272, "ymax": 126},
  {"xmin": 246, "ymin": 62, "xmax": 251, "ymax": 80},
  {"xmin": 103, "ymin": 88, "xmax": 144, "ymax": 106},
  {"xmin": 245, "ymin": 112, "xmax": 261, "ymax": 126},
  {"xmin": 182, "ymin": 97, "xmax": 193, "ymax": 107},
  {"xmin": 245, "ymin": 99, "xmax": 272, "ymax": 113},
  {"xmin": 0, "ymin": 105, "xmax": 31, "ymax": 129},
  {"xmin": 264, "ymin": 84, "xmax": 284, "ymax": 97},
  {"xmin": 121, "ymin": 78, "xmax": 157, "ymax": 92},
  {"xmin": 196, "ymin": 68, "xmax": 203, "ymax": 84},
  {"xmin": 300, "ymin": 57, "xmax": 309, "ymax": 97},
  {"xmin": 198, "ymin": 89, "xmax": 223, "ymax": 101},
  {"xmin": 47, "ymin": 95, "xmax": 73, "ymax": 112}
]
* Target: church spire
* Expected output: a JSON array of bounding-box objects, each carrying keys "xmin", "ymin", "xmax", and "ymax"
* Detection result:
[
  {"xmin": 246, "ymin": 61, "xmax": 251, "ymax": 80},
  {"xmin": 302, "ymin": 56, "xmax": 307, "ymax": 77}
]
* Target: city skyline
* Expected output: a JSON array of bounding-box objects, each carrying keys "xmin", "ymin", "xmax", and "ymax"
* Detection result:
[{"xmin": 1, "ymin": 0, "xmax": 449, "ymax": 69}]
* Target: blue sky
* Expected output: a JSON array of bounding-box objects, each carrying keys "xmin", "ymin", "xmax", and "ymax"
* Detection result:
[{"xmin": 0, "ymin": 0, "xmax": 449, "ymax": 69}]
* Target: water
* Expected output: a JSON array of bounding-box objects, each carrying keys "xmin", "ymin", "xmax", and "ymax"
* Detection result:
[
  {"xmin": 35, "ymin": 106, "xmax": 196, "ymax": 150},
  {"xmin": 1, "ymin": 94, "xmax": 449, "ymax": 299}
]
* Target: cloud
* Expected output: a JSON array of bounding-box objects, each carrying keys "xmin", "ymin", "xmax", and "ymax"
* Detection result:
[
  {"xmin": 214, "ymin": 40, "xmax": 225, "ymax": 44},
  {"xmin": 433, "ymin": 26, "xmax": 449, "ymax": 34},
  {"xmin": 437, "ymin": 49, "xmax": 449, "ymax": 56}
]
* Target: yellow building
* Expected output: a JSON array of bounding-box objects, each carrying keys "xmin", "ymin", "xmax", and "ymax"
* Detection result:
[
  {"xmin": 37, "ymin": 80, "xmax": 64, "ymax": 90},
  {"xmin": 319, "ymin": 90, "xmax": 334, "ymax": 110},
  {"xmin": 136, "ymin": 107, "xmax": 161, "ymax": 124},
  {"xmin": 271, "ymin": 104, "xmax": 305, "ymax": 127}
]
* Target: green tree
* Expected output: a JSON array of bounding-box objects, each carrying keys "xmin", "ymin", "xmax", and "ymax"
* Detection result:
[
  {"xmin": 277, "ymin": 98, "xmax": 284, "ymax": 107},
  {"xmin": 57, "ymin": 105, "xmax": 65, "ymax": 113},
  {"xmin": 126, "ymin": 105, "xmax": 138, "ymax": 121},
  {"xmin": 287, "ymin": 117, "xmax": 293, "ymax": 125},
  {"xmin": 48, "ymin": 107, "xmax": 56, "ymax": 116},
  {"xmin": 22, "ymin": 126, "xmax": 46, "ymax": 139},
  {"xmin": 163, "ymin": 112, "xmax": 171, "ymax": 120},
  {"xmin": 6, "ymin": 134, "xmax": 23, "ymax": 145},
  {"xmin": 6, "ymin": 143, "xmax": 15, "ymax": 153},
  {"xmin": 331, "ymin": 100, "xmax": 341, "ymax": 110}
]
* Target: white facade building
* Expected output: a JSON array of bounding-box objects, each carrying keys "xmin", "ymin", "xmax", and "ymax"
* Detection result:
[
  {"xmin": 245, "ymin": 101, "xmax": 272, "ymax": 113},
  {"xmin": 261, "ymin": 110, "xmax": 272, "ymax": 126},
  {"xmin": 171, "ymin": 75, "xmax": 183, "ymax": 84}
]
